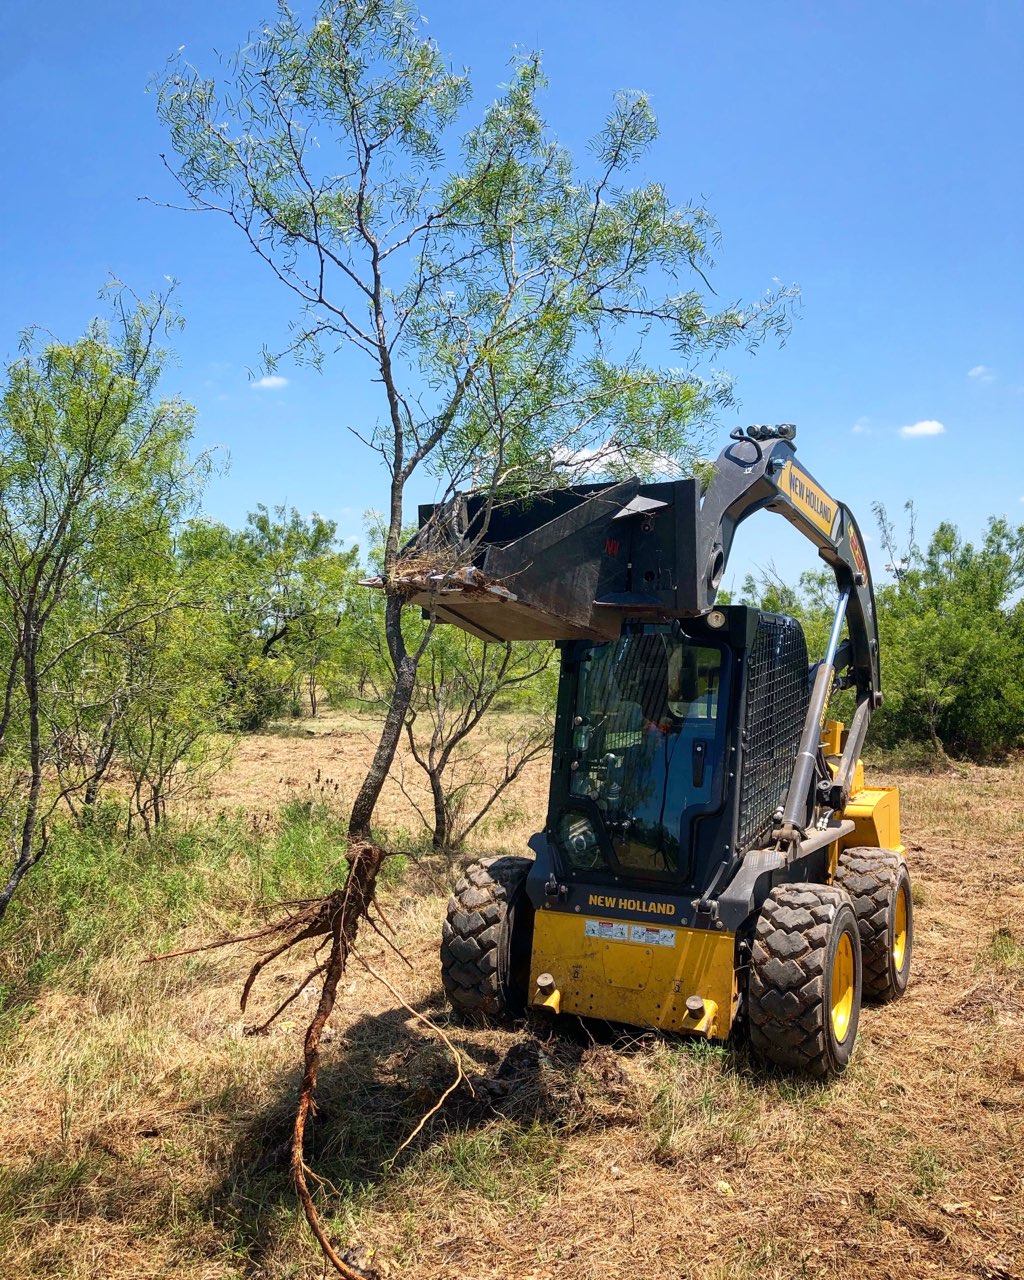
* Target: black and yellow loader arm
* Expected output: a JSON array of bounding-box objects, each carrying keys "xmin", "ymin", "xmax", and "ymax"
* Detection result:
[
  {"xmin": 688, "ymin": 430, "xmax": 881, "ymax": 706},
  {"xmin": 688, "ymin": 428, "xmax": 881, "ymax": 840}
]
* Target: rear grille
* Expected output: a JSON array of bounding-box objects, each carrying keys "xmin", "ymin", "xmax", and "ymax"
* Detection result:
[{"xmin": 737, "ymin": 616, "xmax": 808, "ymax": 851}]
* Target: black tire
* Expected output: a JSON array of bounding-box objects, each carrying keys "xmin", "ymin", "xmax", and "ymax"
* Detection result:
[
  {"xmin": 748, "ymin": 883, "xmax": 863, "ymax": 1078},
  {"xmin": 440, "ymin": 855, "xmax": 534, "ymax": 1024},
  {"xmin": 835, "ymin": 847, "xmax": 913, "ymax": 1003}
]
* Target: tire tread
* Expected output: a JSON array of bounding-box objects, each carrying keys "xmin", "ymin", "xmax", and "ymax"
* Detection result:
[
  {"xmin": 834, "ymin": 846, "xmax": 911, "ymax": 1002},
  {"xmin": 748, "ymin": 882, "xmax": 858, "ymax": 1078},
  {"xmin": 440, "ymin": 855, "xmax": 532, "ymax": 1023}
]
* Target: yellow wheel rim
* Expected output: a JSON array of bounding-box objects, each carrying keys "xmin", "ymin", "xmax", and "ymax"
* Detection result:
[
  {"xmin": 831, "ymin": 931, "xmax": 855, "ymax": 1043},
  {"xmin": 893, "ymin": 882, "xmax": 909, "ymax": 973}
]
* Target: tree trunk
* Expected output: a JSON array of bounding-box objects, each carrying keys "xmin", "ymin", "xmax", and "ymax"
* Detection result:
[
  {"xmin": 0, "ymin": 622, "xmax": 42, "ymax": 926},
  {"xmin": 347, "ymin": 594, "xmax": 417, "ymax": 841},
  {"xmin": 927, "ymin": 714, "xmax": 948, "ymax": 763},
  {"xmin": 429, "ymin": 769, "xmax": 449, "ymax": 852}
]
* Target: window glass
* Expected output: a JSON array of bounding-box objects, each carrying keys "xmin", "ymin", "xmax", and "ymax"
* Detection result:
[{"xmin": 564, "ymin": 631, "xmax": 725, "ymax": 874}]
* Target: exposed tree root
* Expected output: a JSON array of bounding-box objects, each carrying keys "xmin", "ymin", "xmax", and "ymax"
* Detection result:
[
  {"xmin": 351, "ymin": 946, "xmax": 472, "ymax": 1162},
  {"xmin": 287, "ymin": 839, "xmax": 386, "ymax": 1280},
  {"xmin": 242, "ymin": 962, "xmax": 328, "ymax": 1037},
  {"xmin": 147, "ymin": 837, "xmax": 397, "ymax": 1278}
]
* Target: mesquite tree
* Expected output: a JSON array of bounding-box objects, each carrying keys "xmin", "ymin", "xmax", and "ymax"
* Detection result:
[
  {"xmin": 0, "ymin": 291, "xmax": 203, "ymax": 923},
  {"xmin": 156, "ymin": 0, "xmax": 795, "ymax": 844}
]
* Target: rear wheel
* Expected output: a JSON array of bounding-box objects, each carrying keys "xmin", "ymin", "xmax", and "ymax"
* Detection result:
[
  {"xmin": 835, "ymin": 847, "xmax": 913, "ymax": 1002},
  {"xmin": 748, "ymin": 883, "xmax": 863, "ymax": 1077},
  {"xmin": 440, "ymin": 856, "xmax": 534, "ymax": 1024}
]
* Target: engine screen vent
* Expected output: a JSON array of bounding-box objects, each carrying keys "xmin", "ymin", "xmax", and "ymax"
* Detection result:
[{"xmin": 738, "ymin": 616, "xmax": 809, "ymax": 851}]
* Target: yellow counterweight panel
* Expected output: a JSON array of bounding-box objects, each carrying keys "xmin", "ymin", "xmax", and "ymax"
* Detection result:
[
  {"xmin": 840, "ymin": 786, "xmax": 904, "ymax": 855},
  {"xmin": 529, "ymin": 909, "xmax": 738, "ymax": 1039}
]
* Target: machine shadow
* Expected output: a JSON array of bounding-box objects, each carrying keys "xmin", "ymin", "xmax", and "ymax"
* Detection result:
[
  {"xmin": 201, "ymin": 999, "xmax": 821, "ymax": 1271},
  {"xmin": 200, "ymin": 997, "xmax": 588, "ymax": 1270}
]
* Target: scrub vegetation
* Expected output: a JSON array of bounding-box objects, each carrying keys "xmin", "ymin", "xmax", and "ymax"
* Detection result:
[
  {"xmin": 1, "ymin": 715, "xmax": 1022, "ymax": 1280},
  {"xmin": 3, "ymin": 282, "xmax": 1023, "ymax": 1280}
]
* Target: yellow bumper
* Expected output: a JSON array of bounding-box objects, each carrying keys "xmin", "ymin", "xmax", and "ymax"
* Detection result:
[{"xmin": 529, "ymin": 909, "xmax": 738, "ymax": 1038}]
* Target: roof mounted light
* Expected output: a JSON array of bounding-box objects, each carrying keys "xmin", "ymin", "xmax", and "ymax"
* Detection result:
[{"xmin": 744, "ymin": 423, "xmax": 797, "ymax": 442}]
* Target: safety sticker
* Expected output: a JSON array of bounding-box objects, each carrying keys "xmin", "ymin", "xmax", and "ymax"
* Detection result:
[
  {"xmin": 584, "ymin": 919, "xmax": 628, "ymax": 941},
  {"xmin": 629, "ymin": 925, "xmax": 676, "ymax": 947}
]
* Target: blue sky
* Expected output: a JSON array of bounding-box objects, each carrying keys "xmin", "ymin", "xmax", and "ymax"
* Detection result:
[{"xmin": 2, "ymin": 0, "xmax": 1021, "ymax": 591}]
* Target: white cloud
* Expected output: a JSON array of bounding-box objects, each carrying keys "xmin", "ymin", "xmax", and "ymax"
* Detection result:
[
  {"xmin": 899, "ymin": 419, "xmax": 945, "ymax": 439},
  {"xmin": 851, "ymin": 418, "xmax": 872, "ymax": 435},
  {"xmin": 968, "ymin": 365, "xmax": 995, "ymax": 382},
  {"xmin": 553, "ymin": 440, "xmax": 687, "ymax": 480},
  {"xmin": 251, "ymin": 374, "xmax": 289, "ymax": 390}
]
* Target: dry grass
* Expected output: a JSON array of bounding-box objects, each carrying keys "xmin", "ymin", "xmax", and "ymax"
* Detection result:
[
  {"xmin": 200, "ymin": 707, "xmax": 551, "ymax": 851},
  {"xmin": 1, "ymin": 718, "xmax": 1022, "ymax": 1280}
]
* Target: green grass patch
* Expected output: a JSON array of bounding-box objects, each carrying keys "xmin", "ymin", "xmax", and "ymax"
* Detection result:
[
  {"xmin": 407, "ymin": 1121, "xmax": 562, "ymax": 1208},
  {"xmin": 989, "ymin": 927, "xmax": 1024, "ymax": 970},
  {"xmin": 0, "ymin": 796, "xmax": 409, "ymax": 1026},
  {"xmin": 908, "ymin": 1144, "xmax": 949, "ymax": 1196}
]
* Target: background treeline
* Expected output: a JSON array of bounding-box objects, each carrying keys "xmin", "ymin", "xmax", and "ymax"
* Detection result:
[
  {"xmin": 0, "ymin": 294, "xmax": 555, "ymax": 920},
  {"xmin": 740, "ymin": 507, "xmax": 1024, "ymax": 762},
  {"xmin": 2, "ymin": 296, "xmax": 1022, "ymax": 923}
]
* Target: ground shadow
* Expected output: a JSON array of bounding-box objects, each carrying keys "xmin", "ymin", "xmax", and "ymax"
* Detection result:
[
  {"xmin": 197, "ymin": 995, "xmax": 822, "ymax": 1275},
  {"xmin": 199, "ymin": 994, "xmax": 542, "ymax": 1274}
]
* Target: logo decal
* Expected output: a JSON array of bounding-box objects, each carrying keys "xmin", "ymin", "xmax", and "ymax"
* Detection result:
[
  {"xmin": 779, "ymin": 461, "xmax": 839, "ymax": 540},
  {"xmin": 849, "ymin": 526, "xmax": 869, "ymax": 583}
]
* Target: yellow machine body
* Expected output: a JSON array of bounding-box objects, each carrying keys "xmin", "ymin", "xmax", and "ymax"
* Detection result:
[
  {"xmin": 840, "ymin": 788, "xmax": 903, "ymax": 855},
  {"xmin": 528, "ymin": 908, "xmax": 738, "ymax": 1037}
]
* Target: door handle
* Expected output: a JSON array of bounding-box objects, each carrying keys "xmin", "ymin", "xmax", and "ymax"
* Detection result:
[{"xmin": 692, "ymin": 739, "xmax": 708, "ymax": 788}]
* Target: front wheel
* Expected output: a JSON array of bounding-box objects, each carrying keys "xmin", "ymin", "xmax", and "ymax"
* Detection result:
[
  {"xmin": 440, "ymin": 856, "xmax": 534, "ymax": 1024},
  {"xmin": 748, "ymin": 883, "xmax": 863, "ymax": 1078}
]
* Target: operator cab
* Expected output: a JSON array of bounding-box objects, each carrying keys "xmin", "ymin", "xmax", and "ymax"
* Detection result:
[{"xmin": 546, "ymin": 609, "xmax": 809, "ymax": 895}]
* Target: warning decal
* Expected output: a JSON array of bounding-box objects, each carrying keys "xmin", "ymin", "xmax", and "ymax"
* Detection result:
[
  {"xmin": 584, "ymin": 919, "xmax": 628, "ymax": 941},
  {"xmin": 629, "ymin": 925, "xmax": 676, "ymax": 948}
]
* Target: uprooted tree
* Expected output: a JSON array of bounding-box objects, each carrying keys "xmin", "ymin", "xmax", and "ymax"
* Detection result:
[{"xmin": 156, "ymin": 1, "xmax": 796, "ymax": 1269}]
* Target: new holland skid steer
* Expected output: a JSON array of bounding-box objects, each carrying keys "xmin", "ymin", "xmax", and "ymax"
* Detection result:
[{"xmin": 407, "ymin": 426, "xmax": 913, "ymax": 1076}]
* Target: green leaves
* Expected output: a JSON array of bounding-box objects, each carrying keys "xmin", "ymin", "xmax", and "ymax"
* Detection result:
[
  {"xmin": 156, "ymin": 4, "xmax": 798, "ymax": 506},
  {"xmin": 745, "ymin": 506, "xmax": 1024, "ymax": 761},
  {"xmin": 0, "ymin": 289, "xmax": 215, "ymax": 917},
  {"xmin": 872, "ymin": 506, "xmax": 1024, "ymax": 759},
  {"xmin": 179, "ymin": 505, "xmax": 360, "ymax": 728}
]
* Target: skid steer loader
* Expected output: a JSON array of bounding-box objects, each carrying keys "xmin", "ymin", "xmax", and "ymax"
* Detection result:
[{"xmin": 405, "ymin": 426, "xmax": 912, "ymax": 1076}]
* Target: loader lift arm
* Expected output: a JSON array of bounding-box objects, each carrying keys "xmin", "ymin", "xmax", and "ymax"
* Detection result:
[{"xmin": 688, "ymin": 427, "xmax": 880, "ymax": 834}]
